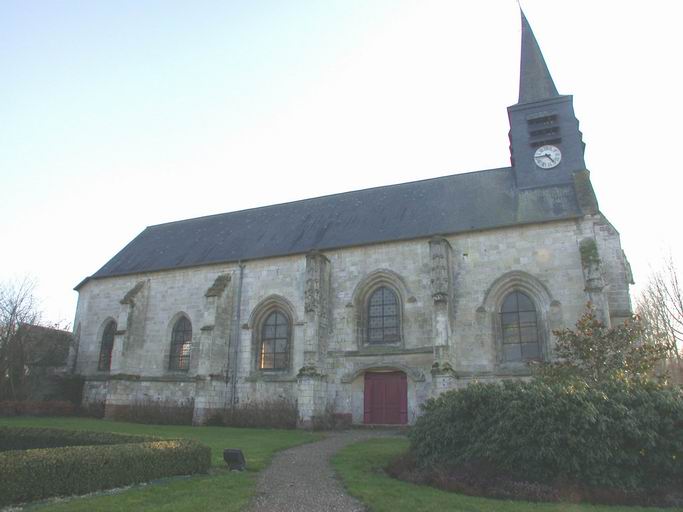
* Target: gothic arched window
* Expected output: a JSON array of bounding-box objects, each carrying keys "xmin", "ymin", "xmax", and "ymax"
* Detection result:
[
  {"xmin": 500, "ymin": 291, "xmax": 540, "ymax": 362},
  {"xmin": 169, "ymin": 316, "xmax": 192, "ymax": 371},
  {"xmin": 98, "ymin": 320, "xmax": 116, "ymax": 371},
  {"xmin": 259, "ymin": 311, "xmax": 290, "ymax": 370},
  {"xmin": 367, "ymin": 286, "xmax": 400, "ymax": 344}
]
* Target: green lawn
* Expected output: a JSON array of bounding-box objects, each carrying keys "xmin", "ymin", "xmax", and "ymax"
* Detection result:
[
  {"xmin": 0, "ymin": 416, "xmax": 321, "ymax": 511},
  {"xmin": 333, "ymin": 437, "xmax": 683, "ymax": 512}
]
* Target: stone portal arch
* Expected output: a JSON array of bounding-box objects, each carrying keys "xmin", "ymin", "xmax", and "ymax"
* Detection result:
[{"xmin": 340, "ymin": 363, "xmax": 425, "ymax": 383}]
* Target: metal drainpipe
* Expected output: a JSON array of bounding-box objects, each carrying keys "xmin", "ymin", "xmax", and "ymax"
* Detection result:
[{"xmin": 227, "ymin": 261, "xmax": 245, "ymax": 408}]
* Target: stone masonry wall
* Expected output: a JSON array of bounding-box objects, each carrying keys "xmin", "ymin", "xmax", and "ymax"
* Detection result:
[
  {"xmin": 74, "ymin": 215, "xmax": 631, "ymax": 425},
  {"xmin": 593, "ymin": 217, "xmax": 634, "ymax": 322}
]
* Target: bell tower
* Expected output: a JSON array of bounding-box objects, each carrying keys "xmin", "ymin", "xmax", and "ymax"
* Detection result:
[{"xmin": 508, "ymin": 10, "xmax": 586, "ymax": 189}]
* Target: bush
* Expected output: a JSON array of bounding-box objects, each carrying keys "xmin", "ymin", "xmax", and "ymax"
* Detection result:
[
  {"xmin": 0, "ymin": 400, "xmax": 76, "ymax": 417},
  {"xmin": 312, "ymin": 412, "xmax": 353, "ymax": 431},
  {"xmin": 0, "ymin": 427, "xmax": 211, "ymax": 507},
  {"xmin": 536, "ymin": 306, "xmax": 669, "ymax": 385},
  {"xmin": 409, "ymin": 380, "xmax": 683, "ymax": 491},
  {"xmin": 108, "ymin": 398, "xmax": 194, "ymax": 425},
  {"xmin": 50, "ymin": 374, "xmax": 85, "ymax": 405},
  {"xmin": 80, "ymin": 400, "xmax": 105, "ymax": 418},
  {"xmin": 310, "ymin": 403, "xmax": 352, "ymax": 430},
  {"xmin": 205, "ymin": 398, "xmax": 297, "ymax": 429}
]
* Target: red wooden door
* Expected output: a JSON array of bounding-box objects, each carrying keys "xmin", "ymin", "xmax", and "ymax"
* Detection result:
[{"xmin": 363, "ymin": 371, "xmax": 407, "ymax": 424}]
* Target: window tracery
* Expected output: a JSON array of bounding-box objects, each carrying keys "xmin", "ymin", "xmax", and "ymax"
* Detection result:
[
  {"xmin": 500, "ymin": 291, "xmax": 541, "ymax": 362},
  {"xmin": 259, "ymin": 310, "xmax": 290, "ymax": 370},
  {"xmin": 367, "ymin": 286, "xmax": 400, "ymax": 344}
]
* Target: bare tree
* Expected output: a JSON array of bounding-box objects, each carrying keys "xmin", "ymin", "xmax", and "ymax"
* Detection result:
[
  {"xmin": 0, "ymin": 278, "xmax": 41, "ymax": 400},
  {"xmin": 636, "ymin": 256, "xmax": 683, "ymax": 382}
]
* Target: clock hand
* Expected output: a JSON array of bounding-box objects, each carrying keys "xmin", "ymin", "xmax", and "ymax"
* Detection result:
[{"xmin": 542, "ymin": 153, "xmax": 555, "ymax": 163}]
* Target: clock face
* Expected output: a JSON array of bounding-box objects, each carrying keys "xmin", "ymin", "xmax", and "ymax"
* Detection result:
[{"xmin": 533, "ymin": 145, "xmax": 562, "ymax": 169}]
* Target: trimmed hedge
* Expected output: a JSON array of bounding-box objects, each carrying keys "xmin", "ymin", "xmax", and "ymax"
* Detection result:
[
  {"xmin": 0, "ymin": 426, "xmax": 158, "ymax": 452},
  {"xmin": 409, "ymin": 380, "xmax": 683, "ymax": 491},
  {"xmin": 0, "ymin": 427, "xmax": 211, "ymax": 507}
]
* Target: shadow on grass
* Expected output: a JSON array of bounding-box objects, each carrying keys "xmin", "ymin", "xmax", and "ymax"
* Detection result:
[{"xmin": 332, "ymin": 437, "xmax": 683, "ymax": 512}]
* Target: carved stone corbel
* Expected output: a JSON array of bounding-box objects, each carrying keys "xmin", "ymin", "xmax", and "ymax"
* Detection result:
[
  {"xmin": 120, "ymin": 281, "xmax": 146, "ymax": 306},
  {"xmin": 429, "ymin": 237, "xmax": 452, "ymax": 303},
  {"xmin": 205, "ymin": 273, "xmax": 231, "ymax": 298},
  {"xmin": 304, "ymin": 252, "xmax": 331, "ymax": 367},
  {"xmin": 305, "ymin": 252, "xmax": 329, "ymax": 314},
  {"xmin": 429, "ymin": 237, "xmax": 454, "ymax": 365}
]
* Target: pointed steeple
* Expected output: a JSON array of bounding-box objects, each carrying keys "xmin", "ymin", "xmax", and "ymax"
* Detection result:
[
  {"xmin": 518, "ymin": 9, "xmax": 559, "ymax": 104},
  {"xmin": 507, "ymin": 8, "xmax": 586, "ymax": 189}
]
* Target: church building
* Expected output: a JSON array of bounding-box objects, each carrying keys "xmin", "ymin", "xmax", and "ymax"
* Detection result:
[{"xmin": 72, "ymin": 12, "xmax": 633, "ymax": 426}]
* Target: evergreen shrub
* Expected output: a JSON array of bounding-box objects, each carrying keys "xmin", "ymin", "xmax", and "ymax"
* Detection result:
[
  {"xmin": 0, "ymin": 426, "xmax": 154, "ymax": 451},
  {"xmin": 409, "ymin": 380, "xmax": 683, "ymax": 491},
  {"xmin": 0, "ymin": 427, "xmax": 211, "ymax": 506}
]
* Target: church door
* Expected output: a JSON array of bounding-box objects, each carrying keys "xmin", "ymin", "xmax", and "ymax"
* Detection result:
[{"xmin": 363, "ymin": 371, "xmax": 407, "ymax": 424}]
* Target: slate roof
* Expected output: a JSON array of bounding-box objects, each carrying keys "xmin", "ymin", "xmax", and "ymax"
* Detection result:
[
  {"xmin": 80, "ymin": 167, "xmax": 583, "ymax": 287},
  {"xmin": 518, "ymin": 10, "xmax": 559, "ymax": 104}
]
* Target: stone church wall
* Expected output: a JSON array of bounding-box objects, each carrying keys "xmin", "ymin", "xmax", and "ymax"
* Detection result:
[
  {"xmin": 446, "ymin": 220, "xmax": 589, "ymax": 372},
  {"xmin": 74, "ymin": 215, "xmax": 631, "ymax": 425}
]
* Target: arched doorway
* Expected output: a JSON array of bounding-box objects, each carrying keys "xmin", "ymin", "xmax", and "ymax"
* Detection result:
[{"xmin": 363, "ymin": 371, "xmax": 407, "ymax": 424}]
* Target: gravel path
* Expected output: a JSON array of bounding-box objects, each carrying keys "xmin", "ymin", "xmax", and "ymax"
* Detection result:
[{"xmin": 247, "ymin": 429, "xmax": 397, "ymax": 512}]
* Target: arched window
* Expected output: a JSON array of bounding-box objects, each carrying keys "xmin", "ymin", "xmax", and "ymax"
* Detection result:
[
  {"xmin": 98, "ymin": 321, "xmax": 116, "ymax": 371},
  {"xmin": 367, "ymin": 286, "xmax": 400, "ymax": 344},
  {"xmin": 500, "ymin": 291, "xmax": 540, "ymax": 362},
  {"xmin": 259, "ymin": 311, "xmax": 290, "ymax": 370},
  {"xmin": 169, "ymin": 316, "xmax": 192, "ymax": 371}
]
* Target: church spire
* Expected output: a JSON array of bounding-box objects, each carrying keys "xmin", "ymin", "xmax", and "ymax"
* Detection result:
[
  {"xmin": 507, "ymin": 8, "xmax": 586, "ymax": 189},
  {"xmin": 517, "ymin": 9, "xmax": 559, "ymax": 104}
]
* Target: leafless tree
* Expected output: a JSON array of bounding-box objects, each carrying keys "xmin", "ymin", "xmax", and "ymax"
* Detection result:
[
  {"xmin": 0, "ymin": 278, "xmax": 41, "ymax": 400},
  {"xmin": 636, "ymin": 256, "xmax": 683, "ymax": 383}
]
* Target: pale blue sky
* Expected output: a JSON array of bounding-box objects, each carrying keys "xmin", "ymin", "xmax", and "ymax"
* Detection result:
[{"xmin": 1, "ymin": 1, "xmax": 682, "ymax": 323}]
